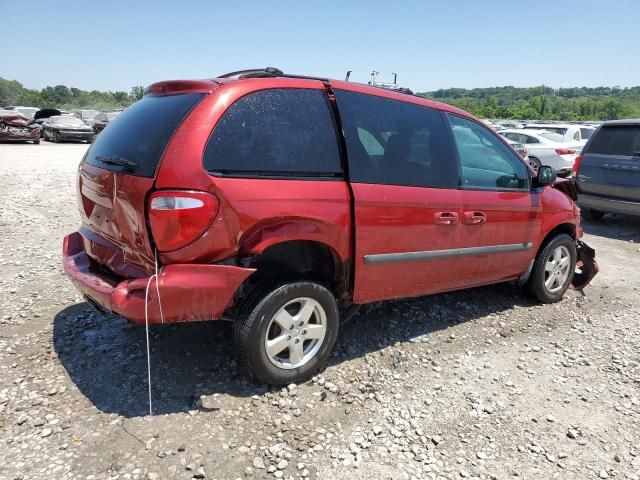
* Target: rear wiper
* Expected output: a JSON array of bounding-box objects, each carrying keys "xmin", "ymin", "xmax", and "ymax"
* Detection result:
[{"xmin": 95, "ymin": 155, "xmax": 139, "ymax": 170}]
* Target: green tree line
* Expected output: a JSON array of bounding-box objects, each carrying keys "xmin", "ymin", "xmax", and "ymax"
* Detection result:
[
  {"xmin": 3, "ymin": 76, "xmax": 640, "ymax": 120},
  {"xmin": 0, "ymin": 77, "xmax": 144, "ymax": 111},
  {"xmin": 418, "ymin": 85, "xmax": 640, "ymax": 120}
]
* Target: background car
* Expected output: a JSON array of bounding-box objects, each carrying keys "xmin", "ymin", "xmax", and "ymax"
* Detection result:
[
  {"xmin": 575, "ymin": 119, "xmax": 640, "ymax": 219},
  {"xmin": 3, "ymin": 105, "xmax": 39, "ymax": 119},
  {"xmin": 524, "ymin": 123, "xmax": 595, "ymax": 147},
  {"xmin": 501, "ymin": 129, "xmax": 580, "ymax": 176},
  {"xmin": 72, "ymin": 109, "xmax": 99, "ymax": 127},
  {"xmin": 43, "ymin": 115, "xmax": 94, "ymax": 143},
  {"xmin": 92, "ymin": 111, "xmax": 121, "ymax": 134},
  {"xmin": 505, "ymin": 138, "xmax": 528, "ymax": 161},
  {"xmin": 0, "ymin": 111, "xmax": 41, "ymax": 144},
  {"xmin": 33, "ymin": 109, "xmax": 61, "ymax": 137}
]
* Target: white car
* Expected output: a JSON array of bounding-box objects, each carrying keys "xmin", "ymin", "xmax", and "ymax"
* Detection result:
[
  {"xmin": 3, "ymin": 105, "xmax": 39, "ymax": 119},
  {"xmin": 500, "ymin": 129, "xmax": 581, "ymax": 177},
  {"xmin": 524, "ymin": 123, "xmax": 595, "ymax": 147}
]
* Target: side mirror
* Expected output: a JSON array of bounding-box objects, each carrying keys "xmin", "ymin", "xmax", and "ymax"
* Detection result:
[{"xmin": 534, "ymin": 165, "xmax": 556, "ymax": 187}]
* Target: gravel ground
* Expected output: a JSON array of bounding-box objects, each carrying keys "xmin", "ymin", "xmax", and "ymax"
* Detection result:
[{"xmin": 1, "ymin": 142, "xmax": 640, "ymax": 480}]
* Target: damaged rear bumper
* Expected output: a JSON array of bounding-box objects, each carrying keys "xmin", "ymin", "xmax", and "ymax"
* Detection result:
[{"xmin": 62, "ymin": 232, "xmax": 255, "ymax": 324}]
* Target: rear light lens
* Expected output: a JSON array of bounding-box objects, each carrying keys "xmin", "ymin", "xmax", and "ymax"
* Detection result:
[
  {"xmin": 148, "ymin": 190, "xmax": 219, "ymax": 252},
  {"xmin": 555, "ymin": 148, "xmax": 576, "ymax": 155},
  {"xmin": 573, "ymin": 155, "xmax": 583, "ymax": 174}
]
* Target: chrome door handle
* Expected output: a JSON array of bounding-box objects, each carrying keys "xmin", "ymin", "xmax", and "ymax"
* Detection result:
[
  {"xmin": 435, "ymin": 211, "xmax": 459, "ymax": 225},
  {"xmin": 464, "ymin": 211, "xmax": 487, "ymax": 225}
]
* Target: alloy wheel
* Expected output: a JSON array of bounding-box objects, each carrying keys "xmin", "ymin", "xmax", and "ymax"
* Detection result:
[
  {"xmin": 544, "ymin": 245, "xmax": 571, "ymax": 293},
  {"xmin": 264, "ymin": 297, "xmax": 327, "ymax": 369}
]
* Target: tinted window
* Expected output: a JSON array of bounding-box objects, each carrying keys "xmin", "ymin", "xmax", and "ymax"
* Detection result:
[
  {"xmin": 580, "ymin": 128, "xmax": 594, "ymax": 140},
  {"xmin": 523, "ymin": 135, "xmax": 539, "ymax": 144},
  {"xmin": 587, "ymin": 126, "xmax": 640, "ymax": 156},
  {"xmin": 448, "ymin": 114, "xmax": 528, "ymax": 190},
  {"xmin": 203, "ymin": 89, "xmax": 341, "ymax": 176},
  {"xmin": 538, "ymin": 131, "xmax": 565, "ymax": 143},
  {"xmin": 85, "ymin": 93, "xmax": 204, "ymax": 177},
  {"xmin": 335, "ymin": 90, "xmax": 458, "ymax": 188}
]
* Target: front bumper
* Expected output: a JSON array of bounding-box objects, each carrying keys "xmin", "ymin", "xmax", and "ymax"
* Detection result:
[
  {"xmin": 62, "ymin": 232, "xmax": 255, "ymax": 324},
  {"xmin": 570, "ymin": 240, "xmax": 599, "ymax": 291},
  {"xmin": 0, "ymin": 127, "xmax": 40, "ymax": 142},
  {"xmin": 56, "ymin": 130, "xmax": 94, "ymax": 141},
  {"xmin": 577, "ymin": 194, "xmax": 640, "ymax": 217}
]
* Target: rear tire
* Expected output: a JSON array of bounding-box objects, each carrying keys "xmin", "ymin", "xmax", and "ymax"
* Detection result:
[
  {"xmin": 234, "ymin": 280, "xmax": 339, "ymax": 384},
  {"xmin": 526, "ymin": 234, "xmax": 576, "ymax": 303}
]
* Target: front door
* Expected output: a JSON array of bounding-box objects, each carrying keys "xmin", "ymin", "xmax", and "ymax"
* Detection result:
[{"xmin": 446, "ymin": 113, "xmax": 541, "ymax": 286}]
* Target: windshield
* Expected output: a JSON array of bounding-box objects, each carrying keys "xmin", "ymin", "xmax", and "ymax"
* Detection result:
[
  {"xmin": 54, "ymin": 116, "xmax": 86, "ymax": 126},
  {"xmin": 538, "ymin": 132, "xmax": 565, "ymax": 143},
  {"xmin": 80, "ymin": 110, "xmax": 99, "ymax": 120}
]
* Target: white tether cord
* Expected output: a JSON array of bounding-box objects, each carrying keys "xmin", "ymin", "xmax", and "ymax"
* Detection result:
[{"xmin": 143, "ymin": 250, "xmax": 165, "ymax": 416}]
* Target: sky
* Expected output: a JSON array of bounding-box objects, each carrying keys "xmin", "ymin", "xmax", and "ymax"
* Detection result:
[{"xmin": 2, "ymin": 0, "xmax": 639, "ymax": 93}]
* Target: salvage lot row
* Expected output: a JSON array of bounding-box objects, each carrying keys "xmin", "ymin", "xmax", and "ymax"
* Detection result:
[{"xmin": 1, "ymin": 143, "xmax": 639, "ymax": 480}]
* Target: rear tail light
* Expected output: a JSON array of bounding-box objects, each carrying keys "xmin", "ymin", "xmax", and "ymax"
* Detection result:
[
  {"xmin": 573, "ymin": 155, "xmax": 583, "ymax": 175},
  {"xmin": 555, "ymin": 148, "xmax": 576, "ymax": 155},
  {"xmin": 148, "ymin": 190, "xmax": 219, "ymax": 252}
]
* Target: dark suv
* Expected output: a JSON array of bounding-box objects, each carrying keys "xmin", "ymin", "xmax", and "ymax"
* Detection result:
[
  {"xmin": 575, "ymin": 119, "xmax": 640, "ymax": 219},
  {"xmin": 62, "ymin": 69, "xmax": 597, "ymax": 384}
]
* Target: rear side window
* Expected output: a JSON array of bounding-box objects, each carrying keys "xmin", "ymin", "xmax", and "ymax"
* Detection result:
[
  {"xmin": 335, "ymin": 90, "xmax": 458, "ymax": 188},
  {"xmin": 203, "ymin": 89, "xmax": 341, "ymax": 176},
  {"xmin": 586, "ymin": 126, "xmax": 640, "ymax": 156},
  {"xmin": 85, "ymin": 93, "xmax": 204, "ymax": 177}
]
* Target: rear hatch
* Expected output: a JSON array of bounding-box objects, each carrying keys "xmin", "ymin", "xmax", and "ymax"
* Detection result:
[
  {"xmin": 77, "ymin": 91, "xmax": 207, "ymax": 277},
  {"xmin": 576, "ymin": 124, "xmax": 640, "ymax": 202}
]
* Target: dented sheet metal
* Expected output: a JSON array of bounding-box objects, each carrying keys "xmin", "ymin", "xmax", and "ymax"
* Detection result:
[
  {"xmin": 552, "ymin": 178, "xmax": 578, "ymax": 201},
  {"xmin": 0, "ymin": 112, "xmax": 41, "ymax": 142}
]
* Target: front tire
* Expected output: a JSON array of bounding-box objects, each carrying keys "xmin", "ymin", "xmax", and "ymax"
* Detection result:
[
  {"xmin": 526, "ymin": 234, "xmax": 576, "ymax": 303},
  {"xmin": 234, "ymin": 280, "xmax": 339, "ymax": 384}
]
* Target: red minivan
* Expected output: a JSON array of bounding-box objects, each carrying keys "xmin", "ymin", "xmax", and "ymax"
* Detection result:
[{"xmin": 63, "ymin": 68, "xmax": 597, "ymax": 384}]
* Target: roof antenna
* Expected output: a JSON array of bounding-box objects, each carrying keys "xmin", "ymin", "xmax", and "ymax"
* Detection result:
[{"xmin": 345, "ymin": 70, "xmax": 352, "ymax": 82}]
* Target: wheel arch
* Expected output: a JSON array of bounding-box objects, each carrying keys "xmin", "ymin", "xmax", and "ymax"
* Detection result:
[
  {"xmin": 238, "ymin": 238, "xmax": 351, "ymax": 306},
  {"xmin": 536, "ymin": 222, "xmax": 576, "ymax": 257}
]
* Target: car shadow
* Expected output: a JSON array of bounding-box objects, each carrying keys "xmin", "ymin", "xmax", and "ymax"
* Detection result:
[
  {"xmin": 53, "ymin": 283, "xmax": 536, "ymax": 418},
  {"xmin": 582, "ymin": 214, "xmax": 640, "ymax": 241}
]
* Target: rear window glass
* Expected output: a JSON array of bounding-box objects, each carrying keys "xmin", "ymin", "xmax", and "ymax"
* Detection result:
[
  {"xmin": 84, "ymin": 93, "xmax": 205, "ymax": 177},
  {"xmin": 587, "ymin": 126, "xmax": 640, "ymax": 156},
  {"xmin": 538, "ymin": 132, "xmax": 565, "ymax": 142},
  {"xmin": 580, "ymin": 128, "xmax": 594, "ymax": 140},
  {"xmin": 203, "ymin": 89, "xmax": 341, "ymax": 176}
]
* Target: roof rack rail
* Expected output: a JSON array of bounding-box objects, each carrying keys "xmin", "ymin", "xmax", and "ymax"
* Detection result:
[
  {"xmin": 217, "ymin": 67, "xmax": 328, "ymax": 82},
  {"xmin": 218, "ymin": 67, "xmax": 284, "ymax": 78},
  {"xmin": 216, "ymin": 67, "xmax": 417, "ymax": 97}
]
